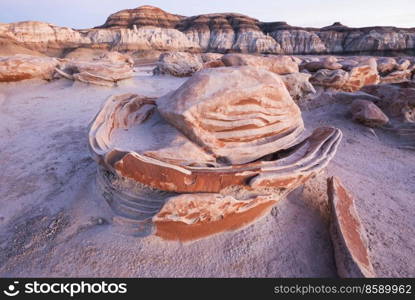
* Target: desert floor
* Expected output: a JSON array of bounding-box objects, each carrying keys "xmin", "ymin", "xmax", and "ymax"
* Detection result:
[{"xmin": 0, "ymin": 70, "xmax": 414, "ymax": 277}]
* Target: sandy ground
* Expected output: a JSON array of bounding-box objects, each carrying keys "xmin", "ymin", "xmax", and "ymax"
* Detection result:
[{"xmin": 0, "ymin": 71, "xmax": 413, "ymax": 277}]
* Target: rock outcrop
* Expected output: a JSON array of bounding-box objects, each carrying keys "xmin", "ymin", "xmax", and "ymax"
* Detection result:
[
  {"xmin": 0, "ymin": 54, "xmax": 59, "ymax": 82},
  {"xmin": 1, "ymin": 6, "xmax": 415, "ymax": 56},
  {"xmin": 88, "ymin": 67, "xmax": 342, "ymax": 241}
]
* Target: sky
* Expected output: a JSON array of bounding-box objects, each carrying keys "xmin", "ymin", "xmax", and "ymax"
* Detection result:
[{"xmin": 0, "ymin": 0, "xmax": 414, "ymax": 29}]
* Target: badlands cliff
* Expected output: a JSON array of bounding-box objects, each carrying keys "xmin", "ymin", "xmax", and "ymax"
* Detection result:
[{"xmin": 0, "ymin": 5, "xmax": 414, "ymax": 56}]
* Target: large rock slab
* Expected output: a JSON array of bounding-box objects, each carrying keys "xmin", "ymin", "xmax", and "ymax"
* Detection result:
[
  {"xmin": 0, "ymin": 54, "xmax": 59, "ymax": 82},
  {"xmin": 157, "ymin": 66, "xmax": 304, "ymax": 164},
  {"xmin": 310, "ymin": 69, "xmax": 350, "ymax": 90},
  {"xmin": 328, "ymin": 176, "xmax": 375, "ymax": 278}
]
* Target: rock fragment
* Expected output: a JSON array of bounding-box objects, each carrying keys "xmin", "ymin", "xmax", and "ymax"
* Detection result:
[
  {"xmin": 350, "ymin": 99, "xmax": 389, "ymax": 127},
  {"xmin": 328, "ymin": 176, "xmax": 375, "ymax": 278}
]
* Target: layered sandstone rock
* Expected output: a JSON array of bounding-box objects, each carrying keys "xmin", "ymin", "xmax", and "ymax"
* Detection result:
[
  {"xmin": 0, "ymin": 21, "xmax": 89, "ymax": 56},
  {"xmin": 311, "ymin": 59, "xmax": 380, "ymax": 92},
  {"xmin": 328, "ymin": 177, "xmax": 375, "ymax": 278},
  {"xmin": 0, "ymin": 54, "xmax": 59, "ymax": 82},
  {"xmin": 342, "ymin": 58, "xmax": 380, "ymax": 92},
  {"xmin": 88, "ymin": 67, "xmax": 342, "ymax": 240},
  {"xmin": 153, "ymin": 51, "xmax": 202, "ymax": 77},
  {"xmin": 56, "ymin": 51, "xmax": 134, "ymax": 86},
  {"xmin": 350, "ymin": 99, "xmax": 389, "ymax": 127},
  {"xmin": 221, "ymin": 54, "xmax": 299, "ymax": 75},
  {"xmin": 99, "ymin": 5, "xmax": 184, "ymax": 29},
  {"xmin": 153, "ymin": 193, "xmax": 284, "ymax": 242},
  {"xmin": 0, "ymin": 37, "xmax": 44, "ymax": 57},
  {"xmin": 157, "ymin": 66, "xmax": 304, "ymax": 164}
]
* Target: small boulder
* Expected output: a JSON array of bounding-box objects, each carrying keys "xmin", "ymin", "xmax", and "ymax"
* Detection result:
[
  {"xmin": 350, "ymin": 99, "xmax": 389, "ymax": 127},
  {"xmin": 310, "ymin": 69, "xmax": 350, "ymax": 90},
  {"xmin": 301, "ymin": 56, "xmax": 342, "ymax": 72},
  {"xmin": 154, "ymin": 51, "xmax": 202, "ymax": 77},
  {"xmin": 280, "ymin": 72, "xmax": 316, "ymax": 101}
]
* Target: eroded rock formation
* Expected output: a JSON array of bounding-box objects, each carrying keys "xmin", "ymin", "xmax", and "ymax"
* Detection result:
[
  {"xmin": 55, "ymin": 51, "xmax": 134, "ymax": 86},
  {"xmin": 1, "ymin": 6, "xmax": 415, "ymax": 56},
  {"xmin": 157, "ymin": 67, "xmax": 305, "ymax": 164},
  {"xmin": 88, "ymin": 66, "xmax": 342, "ymax": 241}
]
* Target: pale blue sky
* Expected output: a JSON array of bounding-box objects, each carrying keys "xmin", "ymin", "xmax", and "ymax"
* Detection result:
[{"xmin": 1, "ymin": 0, "xmax": 414, "ymax": 29}]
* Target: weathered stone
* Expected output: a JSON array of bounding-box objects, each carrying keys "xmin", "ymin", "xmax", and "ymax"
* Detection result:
[
  {"xmin": 88, "ymin": 68, "xmax": 342, "ymax": 241},
  {"xmin": 56, "ymin": 52, "xmax": 134, "ymax": 86},
  {"xmin": 157, "ymin": 66, "xmax": 304, "ymax": 164},
  {"xmin": 201, "ymin": 53, "xmax": 223, "ymax": 62},
  {"xmin": 361, "ymin": 82, "xmax": 415, "ymax": 118},
  {"xmin": 301, "ymin": 56, "xmax": 342, "ymax": 72},
  {"xmin": 280, "ymin": 72, "xmax": 316, "ymax": 101},
  {"xmin": 153, "ymin": 193, "xmax": 282, "ymax": 242},
  {"xmin": 310, "ymin": 69, "xmax": 350, "ymax": 90},
  {"xmin": 380, "ymin": 70, "xmax": 412, "ymax": 84},
  {"xmin": 0, "ymin": 54, "xmax": 58, "ymax": 82},
  {"xmin": 153, "ymin": 51, "xmax": 202, "ymax": 77},
  {"xmin": 221, "ymin": 54, "xmax": 299, "ymax": 75},
  {"xmin": 377, "ymin": 57, "xmax": 398, "ymax": 74},
  {"xmin": 350, "ymin": 99, "xmax": 389, "ymax": 127},
  {"xmin": 339, "ymin": 59, "xmax": 359, "ymax": 71},
  {"xmin": 342, "ymin": 58, "xmax": 380, "ymax": 92},
  {"xmin": 396, "ymin": 58, "xmax": 411, "ymax": 71},
  {"xmin": 328, "ymin": 177, "xmax": 375, "ymax": 278}
]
